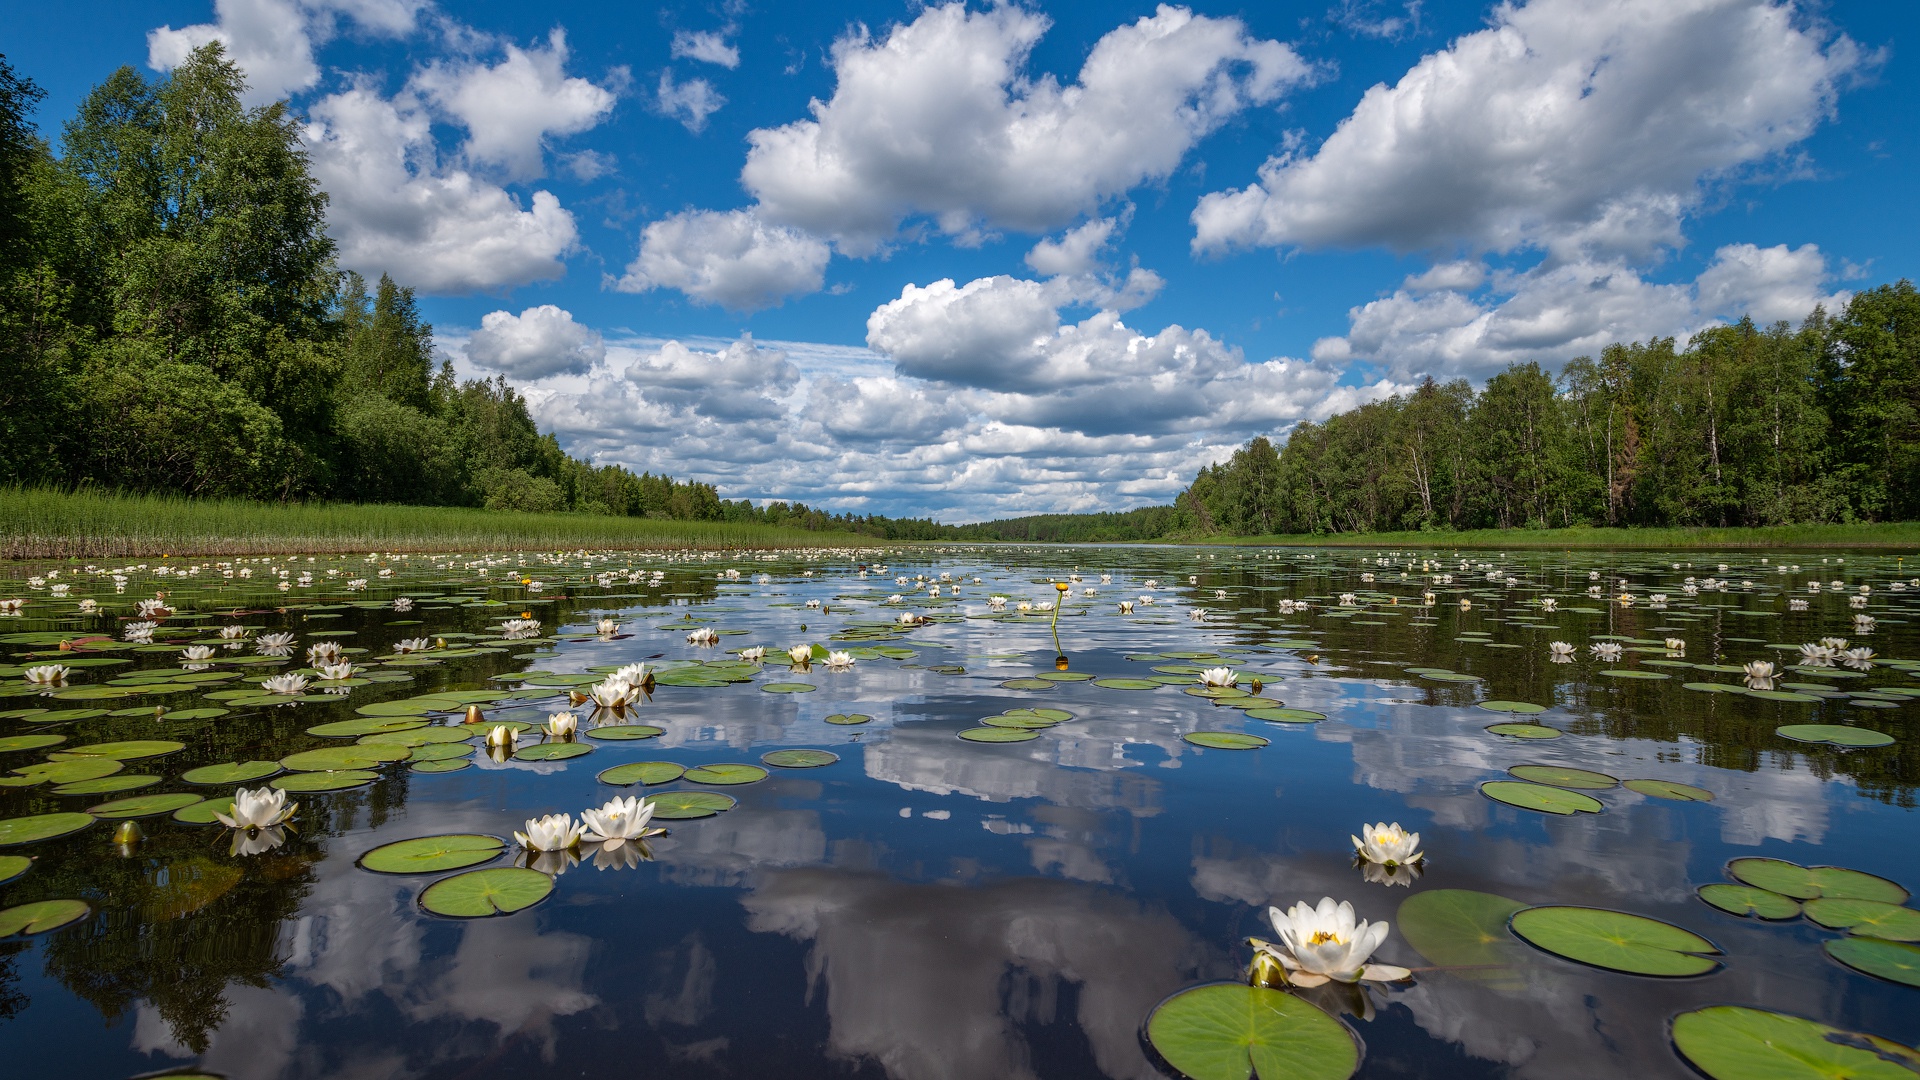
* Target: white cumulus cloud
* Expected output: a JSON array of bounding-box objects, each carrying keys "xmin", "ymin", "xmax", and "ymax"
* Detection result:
[
  {"xmin": 1695, "ymin": 242, "xmax": 1850, "ymax": 323},
  {"xmin": 671, "ymin": 29, "xmax": 740, "ymax": 69},
  {"xmin": 465, "ymin": 305, "xmax": 606, "ymax": 379},
  {"xmin": 412, "ymin": 29, "xmax": 621, "ymax": 181},
  {"xmin": 742, "ymin": 2, "xmax": 1315, "ymax": 254},
  {"xmin": 148, "ymin": 0, "xmax": 427, "ymax": 105},
  {"xmin": 656, "ymin": 71, "xmax": 726, "ymax": 133},
  {"xmin": 1025, "ymin": 217, "xmax": 1122, "ymax": 277},
  {"xmin": 1193, "ymin": 0, "xmax": 1863, "ymax": 260},
  {"xmin": 614, "ymin": 209, "xmax": 831, "ymax": 312}
]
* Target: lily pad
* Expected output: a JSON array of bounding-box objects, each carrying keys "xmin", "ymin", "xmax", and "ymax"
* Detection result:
[
  {"xmin": 359, "ymin": 834, "xmax": 504, "ymax": 874},
  {"xmin": 0, "ymin": 898, "xmax": 91, "ymax": 937},
  {"xmin": 54, "ymin": 739, "xmax": 184, "ymax": 760},
  {"xmin": 1479, "ymin": 781, "xmax": 1604, "ymax": 815},
  {"xmin": 1672, "ymin": 1006, "xmax": 1920, "ymax": 1080},
  {"xmin": 1397, "ymin": 889, "xmax": 1530, "ymax": 987},
  {"xmin": 514, "ymin": 742, "xmax": 592, "ymax": 761},
  {"xmin": 760, "ymin": 682, "xmax": 817, "ymax": 693},
  {"xmin": 0, "ymin": 855, "xmax": 27, "ymax": 884},
  {"xmin": 406, "ymin": 743, "xmax": 471, "ymax": 762},
  {"xmin": 171, "ymin": 797, "xmax": 235, "ymax": 825},
  {"xmin": 683, "ymin": 763, "xmax": 768, "ymax": 785},
  {"xmin": 1775, "ymin": 724, "xmax": 1895, "ymax": 748},
  {"xmin": 1825, "ymin": 936, "xmax": 1920, "ymax": 986},
  {"xmin": 280, "ymin": 744, "xmax": 410, "ymax": 771},
  {"xmin": 959, "ymin": 727, "xmax": 1040, "ymax": 743},
  {"xmin": 271, "ymin": 769, "xmax": 379, "ymax": 792},
  {"xmin": 1422, "ymin": 672, "xmax": 1482, "ymax": 683},
  {"xmin": 1092, "ymin": 678, "xmax": 1161, "ymax": 690},
  {"xmin": 1509, "ymin": 906, "xmax": 1721, "ymax": 976},
  {"xmin": 1624, "ymin": 778, "xmax": 1713, "ymax": 801},
  {"xmin": 1183, "ymin": 732, "xmax": 1270, "ymax": 750},
  {"xmin": 598, "ymin": 761, "xmax": 685, "ymax": 786},
  {"xmin": 1803, "ymin": 898, "xmax": 1920, "ymax": 941},
  {"xmin": 1477, "ymin": 701, "xmax": 1547, "ymax": 714},
  {"xmin": 1697, "ymin": 884, "xmax": 1801, "ymax": 920},
  {"xmin": 307, "ymin": 717, "xmax": 427, "ymax": 737},
  {"xmin": 0, "ymin": 734, "xmax": 65, "ymax": 754},
  {"xmin": 1507, "ymin": 765, "xmax": 1618, "ymax": 789},
  {"xmin": 0, "ymin": 812, "xmax": 94, "ymax": 846},
  {"xmin": 762, "ymin": 749, "xmax": 839, "ymax": 768},
  {"xmin": 85, "ymin": 792, "xmax": 203, "ymax": 819},
  {"xmin": 419, "ymin": 866, "xmax": 552, "ymax": 918},
  {"xmin": 585, "ymin": 725, "xmax": 664, "ymax": 740},
  {"xmin": 1486, "ymin": 724, "xmax": 1562, "ymax": 739},
  {"xmin": 1726, "ymin": 859, "xmax": 1908, "ymax": 903},
  {"xmin": 1599, "ymin": 669, "xmax": 1669, "ymax": 680},
  {"xmin": 824, "ymin": 713, "xmax": 873, "ymax": 725},
  {"xmin": 1245, "ymin": 707, "xmax": 1327, "ymax": 724},
  {"xmin": 411, "ymin": 758, "xmax": 470, "ymax": 774},
  {"xmin": 51, "ymin": 774, "xmax": 160, "ymax": 796},
  {"xmin": 180, "ymin": 761, "xmax": 283, "ymax": 786},
  {"xmin": 1000, "ymin": 678, "xmax": 1056, "ymax": 690},
  {"xmin": 644, "ymin": 791, "xmax": 737, "ymax": 819},
  {"xmin": 1143, "ymin": 983, "xmax": 1359, "ymax": 1080}
]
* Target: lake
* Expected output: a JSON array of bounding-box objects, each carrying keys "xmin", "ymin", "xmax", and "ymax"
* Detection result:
[{"xmin": 0, "ymin": 545, "xmax": 1915, "ymax": 1080}]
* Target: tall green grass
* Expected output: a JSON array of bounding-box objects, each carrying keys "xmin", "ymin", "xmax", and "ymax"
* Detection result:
[
  {"xmin": 1189, "ymin": 522, "xmax": 1920, "ymax": 551},
  {"xmin": 0, "ymin": 488, "xmax": 878, "ymax": 558}
]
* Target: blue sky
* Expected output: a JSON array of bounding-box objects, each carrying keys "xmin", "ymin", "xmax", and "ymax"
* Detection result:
[{"xmin": 8, "ymin": 1, "xmax": 1916, "ymax": 520}]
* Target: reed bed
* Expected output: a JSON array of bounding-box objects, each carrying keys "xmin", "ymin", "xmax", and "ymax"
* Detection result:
[
  {"xmin": 1198, "ymin": 522, "xmax": 1920, "ymax": 551},
  {"xmin": 0, "ymin": 488, "xmax": 876, "ymax": 558}
]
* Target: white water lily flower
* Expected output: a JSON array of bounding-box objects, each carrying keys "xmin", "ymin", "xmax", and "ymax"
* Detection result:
[
  {"xmin": 1352, "ymin": 822, "xmax": 1423, "ymax": 867},
  {"xmin": 24, "ymin": 664, "xmax": 70, "ymax": 686},
  {"xmin": 394, "ymin": 637, "xmax": 431, "ymax": 654},
  {"xmin": 898, "ymin": 611, "xmax": 924, "ymax": 626},
  {"xmin": 1664, "ymin": 638, "xmax": 1685, "ymax": 652},
  {"xmin": 392, "ymin": 597, "xmax": 414, "ymax": 612},
  {"xmin": 1798, "ymin": 643, "xmax": 1836, "ymax": 666},
  {"xmin": 597, "ymin": 618, "xmax": 620, "ymax": 636},
  {"xmin": 485, "ymin": 724, "xmax": 516, "ymax": 749},
  {"xmin": 545, "ymin": 711, "xmax": 578, "ymax": 738},
  {"xmin": 613, "ymin": 662, "xmax": 652, "ymax": 686},
  {"xmin": 229, "ymin": 824, "xmax": 288, "ymax": 857},
  {"xmin": 135, "ymin": 598, "xmax": 170, "ymax": 618},
  {"xmin": 1189, "ymin": 608, "xmax": 1207, "ymax": 620},
  {"xmin": 218, "ymin": 625, "xmax": 249, "ymax": 640},
  {"xmin": 788, "ymin": 645, "xmax": 813, "ymax": 665},
  {"xmin": 261, "ymin": 673, "xmax": 309, "ymax": 695},
  {"xmin": 1819, "ymin": 637, "xmax": 1848, "ymax": 650},
  {"xmin": 1258, "ymin": 897, "xmax": 1410, "ymax": 986},
  {"xmin": 1842, "ymin": 647, "xmax": 1876, "ymax": 669},
  {"xmin": 1016, "ymin": 600, "xmax": 1033, "ymax": 612},
  {"xmin": 1854, "ymin": 613, "xmax": 1876, "ymax": 631},
  {"xmin": 314, "ymin": 662, "xmax": 356, "ymax": 681},
  {"xmin": 1743, "ymin": 660, "xmax": 1776, "ymax": 679},
  {"xmin": 1198, "ymin": 667, "xmax": 1238, "ymax": 688},
  {"xmin": 987, "ymin": 596, "xmax": 1007, "ymax": 610},
  {"xmin": 1548, "ymin": 641, "xmax": 1575, "ymax": 662},
  {"xmin": 686, "ymin": 627, "xmax": 718, "ymax": 645},
  {"xmin": 1119, "ymin": 601, "xmax": 1134, "ymax": 614},
  {"xmin": 124, "ymin": 620, "xmax": 157, "ymax": 642},
  {"xmin": 1361, "ymin": 860, "xmax": 1423, "ymax": 887},
  {"xmin": 580, "ymin": 796, "xmax": 662, "ymax": 849},
  {"xmin": 1539, "ymin": 598, "xmax": 1556, "ymax": 611},
  {"xmin": 77, "ymin": 598, "xmax": 98, "ymax": 614},
  {"xmin": 255, "ymin": 632, "xmax": 295, "ymax": 652},
  {"xmin": 825, "ymin": 651, "xmax": 855, "ymax": 670},
  {"xmin": 1590, "ymin": 642, "xmax": 1623, "ymax": 662},
  {"xmin": 1339, "ymin": 593, "xmax": 1358, "ymax": 606},
  {"xmin": 740, "ymin": 647, "xmax": 766, "ymax": 663},
  {"xmin": 589, "ymin": 679, "xmax": 632, "ymax": 709},
  {"xmin": 514, "ymin": 813, "xmax": 584, "ymax": 853},
  {"xmin": 214, "ymin": 786, "xmax": 297, "ymax": 830}
]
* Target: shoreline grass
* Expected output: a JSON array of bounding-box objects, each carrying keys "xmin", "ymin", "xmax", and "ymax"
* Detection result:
[
  {"xmin": 1179, "ymin": 522, "xmax": 1920, "ymax": 552},
  {"xmin": 0, "ymin": 488, "xmax": 878, "ymax": 559}
]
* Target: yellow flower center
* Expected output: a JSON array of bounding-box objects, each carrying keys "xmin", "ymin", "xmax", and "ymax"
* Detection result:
[{"xmin": 1307, "ymin": 931, "xmax": 1345, "ymax": 946}]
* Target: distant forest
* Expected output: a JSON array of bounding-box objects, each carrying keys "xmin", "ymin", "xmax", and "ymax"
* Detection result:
[{"xmin": 2, "ymin": 48, "xmax": 1912, "ymax": 544}]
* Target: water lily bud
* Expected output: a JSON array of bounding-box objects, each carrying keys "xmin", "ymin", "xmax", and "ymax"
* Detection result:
[{"xmin": 464, "ymin": 705, "xmax": 485, "ymax": 725}]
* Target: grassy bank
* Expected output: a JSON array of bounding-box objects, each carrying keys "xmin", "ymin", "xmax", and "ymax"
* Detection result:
[
  {"xmin": 1185, "ymin": 522, "xmax": 1920, "ymax": 552},
  {"xmin": 0, "ymin": 488, "xmax": 876, "ymax": 558}
]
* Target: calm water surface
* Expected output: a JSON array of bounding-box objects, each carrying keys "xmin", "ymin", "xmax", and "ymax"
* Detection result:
[{"xmin": 0, "ymin": 545, "xmax": 1915, "ymax": 1079}]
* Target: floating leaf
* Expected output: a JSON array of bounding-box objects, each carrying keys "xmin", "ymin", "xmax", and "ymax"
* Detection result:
[
  {"xmin": 760, "ymin": 682, "xmax": 817, "ymax": 693},
  {"xmin": 51, "ymin": 774, "xmax": 159, "ymax": 796},
  {"xmin": 1486, "ymin": 724, "xmax": 1562, "ymax": 739},
  {"xmin": 406, "ymin": 743, "xmax": 471, "ymax": 762},
  {"xmin": 585, "ymin": 725, "xmax": 664, "ymax": 740},
  {"xmin": 762, "ymin": 749, "xmax": 839, "ymax": 768},
  {"xmin": 1421, "ymin": 672, "xmax": 1482, "ymax": 683},
  {"xmin": 1477, "ymin": 701, "xmax": 1547, "ymax": 714},
  {"xmin": 1507, "ymin": 765, "xmax": 1618, "ymax": 790},
  {"xmin": 359, "ymin": 834, "xmax": 504, "ymax": 874},
  {"xmin": 0, "ymin": 812, "xmax": 94, "ymax": 846},
  {"xmin": 1509, "ymin": 906, "xmax": 1720, "ymax": 976},
  {"xmin": 514, "ymin": 742, "xmax": 592, "ymax": 761},
  {"xmin": 307, "ymin": 717, "xmax": 427, "ymax": 737},
  {"xmin": 1672, "ymin": 1006, "xmax": 1920, "ymax": 1080},
  {"xmin": 1624, "ymin": 779, "xmax": 1713, "ymax": 801},
  {"xmin": 683, "ymin": 763, "xmax": 768, "ymax": 785},
  {"xmin": 171, "ymin": 797, "xmax": 234, "ymax": 825},
  {"xmin": 1803, "ymin": 898, "xmax": 1920, "ymax": 941},
  {"xmin": 54, "ymin": 739, "xmax": 184, "ymax": 760},
  {"xmin": 86, "ymin": 792, "xmax": 203, "ymax": 819},
  {"xmin": 1697, "ymin": 885, "xmax": 1801, "ymax": 920},
  {"xmin": 1598, "ymin": 670, "xmax": 1669, "ymax": 680},
  {"xmin": 1246, "ymin": 708, "xmax": 1327, "ymax": 724},
  {"xmin": 0, "ymin": 734, "xmax": 64, "ymax": 754},
  {"xmin": 180, "ymin": 761, "xmax": 283, "ymax": 785},
  {"xmin": 1143, "ymin": 983, "xmax": 1359, "ymax": 1080},
  {"xmin": 1479, "ymin": 781, "xmax": 1603, "ymax": 815},
  {"xmin": 271, "ymin": 769, "xmax": 379, "ymax": 792},
  {"xmin": 0, "ymin": 757, "xmax": 121, "ymax": 788},
  {"xmin": 1397, "ymin": 889, "xmax": 1530, "ymax": 987},
  {"xmin": 1092, "ymin": 677, "xmax": 1161, "ymax": 690},
  {"xmin": 644, "ymin": 791, "xmax": 736, "ymax": 819},
  {"xmin": 0, "ymin": 855, "xmax": 27, "ymax": 884},
  {"xmin": 959, "ymin": 727, "xmax": 1040, "ymax": 743},
  {"xmin": 598, "ymin": 761, "xmax": 685, "ymax": 786},
  {"xmin": 1775, "ymin": 724, "xmax": 1895, "ymax": 748},
  {"xmin": 983, "ymin": 713, "xmax": 1058, "ymax": 729},
  {"xmin": 1825, "ymin": 937, "xmax": 1920, "ymax": 986},
  {"xmin": 1000, "ymin": 678, "xmax": 1057, "ymax": 690},
  {"xmin": 280, "ymin": 744, "xmax": 410, "ymax": 771},
  {"xmin": 419, "ymin": 867, "xmax": 552, "ymax": 917},
  {"xmin": 1726, "ymin": 859, "xmax": 1908, "ymax": 903},
  {"xmin": 411, "ymin": 759, "xmax": 469, "ymax": 773},
  {"xmin": 1183, "ymin": 732, "xmax": 1269, "ymax": 750},
  {"xmin": 824, "ymin": 713, "xmax": 872, "ymax": 725},
  {"xmin": 0, "ymin": 898, "xmax": 90, "ymax": 937}
]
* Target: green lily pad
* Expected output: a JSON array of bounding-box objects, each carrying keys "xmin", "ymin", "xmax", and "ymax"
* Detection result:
[
  {"xmin": 1803, "ymin": 898, "xmax": 1920, "ymax": 941},
  {"xmin": 1726, "ymin": 859, "xmax": 1908, "ymax": 902},
  {"xmin": 359, "ymin": 834, "xmax": 505, "ymax": 874},
  {"xmin": 51, "ymin": 774, "xmax": 160, "ymax": 795},
  {"xmin": 172, "ymin": 797, "xmax": 235, "ymax": 825},
  {"xmin": 1000, "ymin": 678, "xmax": 1056, "ymax": 690},
  {"xmin": 1245, "ymin": 707, "xmax": 1326, "ymax": 724},
  {"xmin": 1775, "ymin": 724, "xmax": 1895, "ymax": 748},
  {"xmin": 762, "ymin": 749, "xmax": 839, "ymax": 768},
  {"xmin": 180, "ymin": 761, "xmax": 284, "ymax": 785},
  {"xmin": 1397, "ymin": 889, "xmax": 1530, "ymax": 987},
  {"xmin": 353, "ymin": 700, "xmax": 442, "ymax": 716},
  {"xmin": 1509, "ymin": 906, "xmax": 1720, "ymax": 975},
  {"xmin": 1477, "ymin": 701, "xmax": 1547, "ymax": 714},
  {"xmin": 1747, "ymin": 689, "xmax": 1821, "ymax": 702},
  {"xmin": 514, "ymin": 742, "xmax": 592, "ymax": 761},
  {"xmin": 1143, "ymin": 983, "xmax": 1359, "ymax": 1080},
  {"xmin": 585, "ymin": 725, "xmax": 664, "ymax": 740},
  {"xmin": 1486, "ymin": 723, "xmax": 1562, "ymax": 739},
  {"xmin": 0, "ymin": 812, "xmax": 94, "ymax": 846},
  {"xmin": 12, "ymin": 708, "xmax": 109, "ymax": 724},
  {"xmin": 683, "ymin": 763, "xmax": 768, "ymax": 785},
  {"xmin": 412, "ymin": 758, "xmax": 470, "ymax": 773},
  {"xmin": 0, "ymin": 898, "xmax": 91, "ymax": 937},
  {"xmin": 0, "ymin": 855, "xmax": 27, "ymax": 884},
  {"xmin": 598, "ymin": 761, "xmax": 685, "ymax": 786},
  {"xmin": 1698, "ymin": 884, "xmax": 1801, "ymax": 920},
  {"xmin": 1183, "ymin": 732, "xmax": 1269, "ymax": 750},
  {"xmin": 1479, "ymin": 781, "xmax": 1603, "ymax": 815},
  {"xmin": 271, "ymin": 769, "xmax": 379, "ymax": 792},
  {"xmin": 307, "ymin": 717, "xmax": 428, "ymax": 737},
  {"xmin": 959, "ymin": 727, "xmax": 1040, "ymax": 743},
  {"xmin": 405, "ymin": 743, "xmax": 472, "ymax": 762},
  {"xmin": 1624, "ymin": 779, "xmax": 1713, "ymax": 801},
  {"xmin": 419, "ymin": 866, "xmax": 553, "ymax": 918},
  {"xmin": 1507, "ymin": 765, "xmax": 1618, "ymax": 789},
  {"xmin": 85, "ymin": 792, "xmax": 204, "ymax": 818},
  {"xmin": 55, "ymin": 740, "xmax": 185, "ymax": 760},
  {"xmin": 1092, "ymin": 678, "xmax": 1161, "ymax": 690},
  {"xmin": 1422, "ymin": 672, "xmax": 1482, "ymax": 683},
  {"xmin": 160, "ymin": 708, "xmax": 231, "ymax": 720},
  {"xmin": 760, "ymin": 682, "xmax": 817, "ymax": 693},
  {"xmin": 1825, "ymin": 936, "xmax": 1920, "ymax": 986},
  {"xmin": 0, "ymin": 734, "xmax": 65, "ymax": 754},
  {"xmin": 824, "ymin": 713, "xmax": 873, "ymax": 725},
  {"xmin": 1672, "ymin": 1006, "xmax": 1920, "ymax": 1079},
  {"xmin": 280, "ymin": 744, "xmax": 410, "ymax": 771},
  {"xmin": 1598, "ymin": 669, "xmax": 1669, "ymax": 680},
  {"xmin": 983, "ymin": 713, "xmax": 1059, "ymax": 729},
  {"xmin": 644, "ymin": 791, "xmax": 737, "ymax": 819}
]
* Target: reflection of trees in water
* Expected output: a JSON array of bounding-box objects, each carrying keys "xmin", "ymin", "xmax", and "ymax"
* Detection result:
[{"xmin": 0, "ymin": 943, "xmax": 27, "ymax": 1021}]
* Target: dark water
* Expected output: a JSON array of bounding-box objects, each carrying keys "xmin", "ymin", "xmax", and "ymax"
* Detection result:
[{"xmin": 0, "ymin": 546, "xmax": 1915, "ymax": 1080}]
